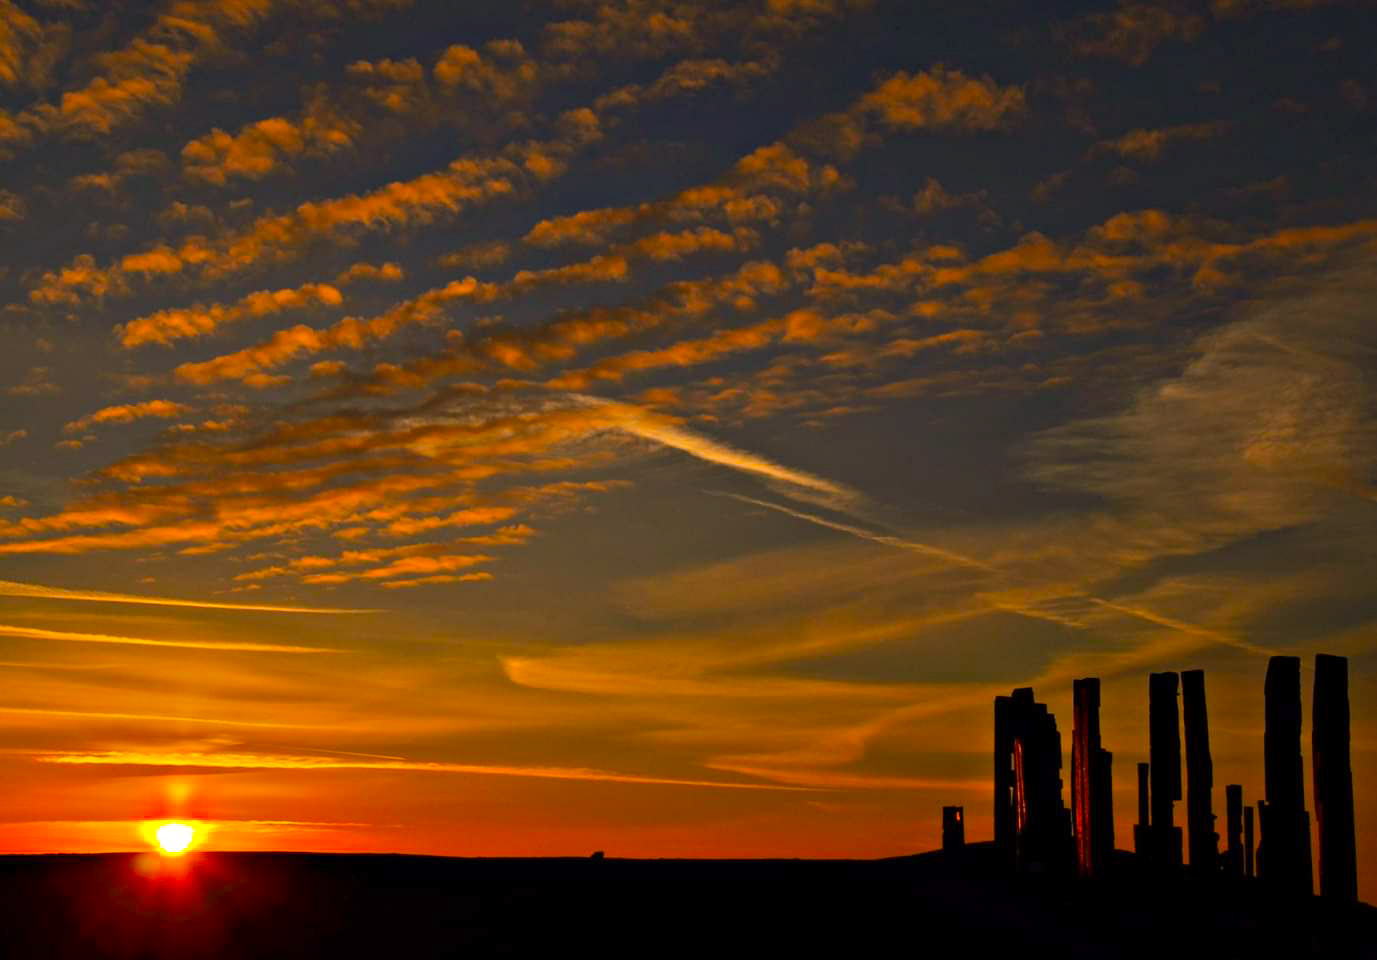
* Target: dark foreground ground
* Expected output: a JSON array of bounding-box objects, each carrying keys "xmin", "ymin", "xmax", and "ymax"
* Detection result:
[{"xmin": 0, "ymin": 844, "xmax": 1371, "ymax": 958}]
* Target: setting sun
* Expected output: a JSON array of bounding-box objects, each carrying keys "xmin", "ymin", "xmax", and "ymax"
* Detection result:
[{"xmin": 155, "ymin": 823, "xmax": 196, "ymax": 856}]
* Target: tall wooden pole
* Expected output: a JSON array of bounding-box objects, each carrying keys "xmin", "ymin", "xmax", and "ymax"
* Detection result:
[
  {"xmin": 1182, "ymin": 670, "xmax": 1217, "ymax": 872},
  {"xmin": 1261, "ymin": 656, "xmax": 1312, "ymax": 895},
  {"xmin": 1312, "ymin": 654, "xmax": 1357, "ymax": 902},
  {"xmin": 1148, "ymin": 672, "xmax": 1183, "ymax": 866},
  {"xmin": 1225, "ymin": 784, "xmax": 1244, "ymax": 877}
]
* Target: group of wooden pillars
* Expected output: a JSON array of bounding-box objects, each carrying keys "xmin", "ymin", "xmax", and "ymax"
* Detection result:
[
  {"xmin": 986, "ymin": 655, "xmax": 1357, "ymax": 902},
  {"xmin": 1129, "ymin": 655, "xmax": 1358, "ymax": 900}
]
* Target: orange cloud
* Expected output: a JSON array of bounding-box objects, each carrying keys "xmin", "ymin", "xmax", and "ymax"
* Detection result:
[
  {"xmin": 0, "ymin": 2, "xmax": 45, "ymax": 90},
  {"xmin": 358, "ymin": 258, "xmax": 790, "ymax": 393},
  {"xmin": 547, "ymin": 318, "xmax": 785, "ymax": 390},
  {"xmin": 120, "ymin": 282, "xmax": 344, "ymax": 348},
  {"xmin": 433, "ymin": 39, "xmax": 538, "ymax": 101},
  {"xmin": 346, "ymin": 55, "xmax": 425, "ymax": 113},
  {"xmin": 6, "ymin": 366, "xmax": 59, "ymax": 396},
  {"xmin": 174, "ymin": 277, "xmax": 492, "ymax": 384},
  {"xmin": 525, "ymin": 207, "xmax": 638, "ymax": 247},
  {"xmin": 437, "ymin": 242, "xmax": 511, "ymax": 270},
  {"xmin": 1098, "ymin": 122, "xmax": 1223, "ymax": 160},
  {"xmin": 0, "ymin": 188, "xmax": 24, "ymax": 221},
  {"xmin": 630, "ymin": 226, "xmax": 756, "ymax": 261},
  {"xmin": 597, "ymin": 57, "xmax": 776, "ymax": 110},
  {"xmin": 31, "ymin": 112, "xmax": 599, "ymax": 305},
  {"xmin": 62, "ymin": 400, "xmax": 190, "ymax": 434},
  {"xmin": 511, "ymin": 254, "xmax": 630, "ymax": 290},
  {"xmin": 182, "ymin": 95, "xmax": 359, "ymax": 184},
  {"xmin": 1058, "ymin": 3, "xmax": 1206, "ymax": 66},
  {"xmin": 856, "ymin": 66, "xmax": 1025, "ymax": 131},
  {"xmin": 336, "ymin": 261, "xmax": 404, "ymax": 285},
  {"xmin": 380, "ymin": 506, "xmax": 519, "ymax": 538},
  {"xmin": 380, "ymin": 572, "xmax": 492, "ymax": 588},
  {"xmin": 29, "ymin": 254, "xmax": 124, "ymax": 305},
  {"xmin": 120, "ymin": 247, "xmax": 184, "ymax": 275},
  {"xmin": 46, "ymin": 39, "xmax": 197, "ymax": 137}
]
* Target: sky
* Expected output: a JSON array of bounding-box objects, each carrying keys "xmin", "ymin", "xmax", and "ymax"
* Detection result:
[{"xmin": 0, "ymin": 0, "xmax": 1374, "ymax": 893}]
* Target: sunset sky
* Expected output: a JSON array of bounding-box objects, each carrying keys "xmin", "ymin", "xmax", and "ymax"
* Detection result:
[{"xmin": 0, "ymin": 0, "xmax": 1373, "ymax": 894}]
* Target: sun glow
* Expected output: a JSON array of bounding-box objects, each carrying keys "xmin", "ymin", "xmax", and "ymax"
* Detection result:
[{"xmin": 154, "ymin": 822, "xmax": 196, "ymax": 855}]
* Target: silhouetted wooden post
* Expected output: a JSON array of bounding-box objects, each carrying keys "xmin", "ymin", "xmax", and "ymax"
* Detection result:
[
  {"xmin": 1182, "ymin": 670, "xmax": 1217, "ymax": 872},
  {"xmin": 1244, "ymin": 805, "xmax": 1254, "ymax": 878},
  {"xmin": 1225, "ymin": 784, "xmax": 1244, "ymax": 877},
  {"xmin": 943, "ymin": 806, "xmax": 965, "ymax": 854},
  {"xmin": 1148, "ymin": 672, "xmax": 1183, "ymax": 866},
  {"xmin": 1094, "ymin": 748, "xmax": 1114, "ymax": 873},
  {"xmin": 1260, "ymin": 656, "xmax": 1313, "ymax": 895},
  {"xmin": 1003, "ymin": 687, "xmax": 1071, "ymax": 872},
  {"xmin": 1134, "ymin": 761, "xmax": 1150, "ymax": 856},
  {"xmin": 1312, "ymin": 654, "xmax": 1357, "ymax": 902},
  {"xmin": 1072, "ymin": 678, "xmax": 1113, "ymax": 878},
  {"xmin": 994, "ymin": 695, "xmax": 1014, "ymax": 860}
]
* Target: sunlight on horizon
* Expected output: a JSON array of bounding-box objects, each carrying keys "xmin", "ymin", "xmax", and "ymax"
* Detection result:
[{"xmin": 153, "ymin": 823, "xmax": 196, "ymax": 856}]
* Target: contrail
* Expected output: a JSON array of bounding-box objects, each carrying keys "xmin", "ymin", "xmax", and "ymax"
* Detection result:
[
  {"xmin": 0, "ymin": 579, "xmax": 378, "ymax": 614},
  {"xmin": 576, "ymin": 397, "xmax": 862, "ymax": 508},
  {"xmin": 717, "ymin": 494, "xmax": 1269, "ymax": 656},
  {"xmin": 715, "ymin": 492, "xmax": 999, "ymax": 574}
]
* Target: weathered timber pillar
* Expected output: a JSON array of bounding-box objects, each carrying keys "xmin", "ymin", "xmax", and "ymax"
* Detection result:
[
  {"xmin": 1003, "ymin": 687, "xmax": 1070, "ymax": 872},
  {"xmin": 943, "ymin": 806, "xmax": 965, "ymax": 854},
  {"xmin": 1072, "ymin": 677, "xmax": 1113, "ymax": 878},
  {"xmin": 1225, "ymin": 784, "xmax": 1244, "ymax": 878},
  {"xmin": 1182, "ymin": 670, "xmax": 1217, "ymax": 872},
  {"xmin": 1148, "ymin": 672, "xmax": 1183, "ymax": 866},
  {"xmin": 995, "ymin": 695, "xmax": 1014, "ymax": 859},
  {"xmin": 1244, "ymin": 805, "xmax": 1254, "ymax": 878},
  {"xmin": 1312, "ymin": 654, "xmax": 1357, "ymax": 902},
  {"xmin": 1261, "ymin": 656, "xmax": 1313, "ymax": 895},
  {"xmin": 1134, "ymin": 761, "xmax": 1150, "ymax": 856},
  {"xmin": 1095, "ymin": 750, "xmax": 1114, "ymax": 871}
]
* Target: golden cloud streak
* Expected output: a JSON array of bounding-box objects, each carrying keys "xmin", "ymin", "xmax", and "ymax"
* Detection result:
[
  {"xmin": 0, "ymin": 579, "xmax": 378, "ymax": 614},
  {"xmin": 0, "ymin": 705, "xmax": 337, "ymax": 730},
  {"xmin": 0, "ymin": 623, "xmax": 339, "ymax": 654}
]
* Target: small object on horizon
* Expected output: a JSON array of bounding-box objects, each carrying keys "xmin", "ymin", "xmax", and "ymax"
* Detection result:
[
  {"xmin": 1312, "ymin": 654, "xmax": 1358, "ymax": 903},
  {"xmin": 942, "ymin": 806, "xmax": 965, "ymax": 854},
  {"xmin": 590, "ymin": 851, "xmax": 605, "ymax": 861}
]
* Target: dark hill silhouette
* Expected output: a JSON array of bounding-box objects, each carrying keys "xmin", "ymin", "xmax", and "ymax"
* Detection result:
[{"xmin": 0, "ymin": 844, "xmax": 1371, "ymax": 959}]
